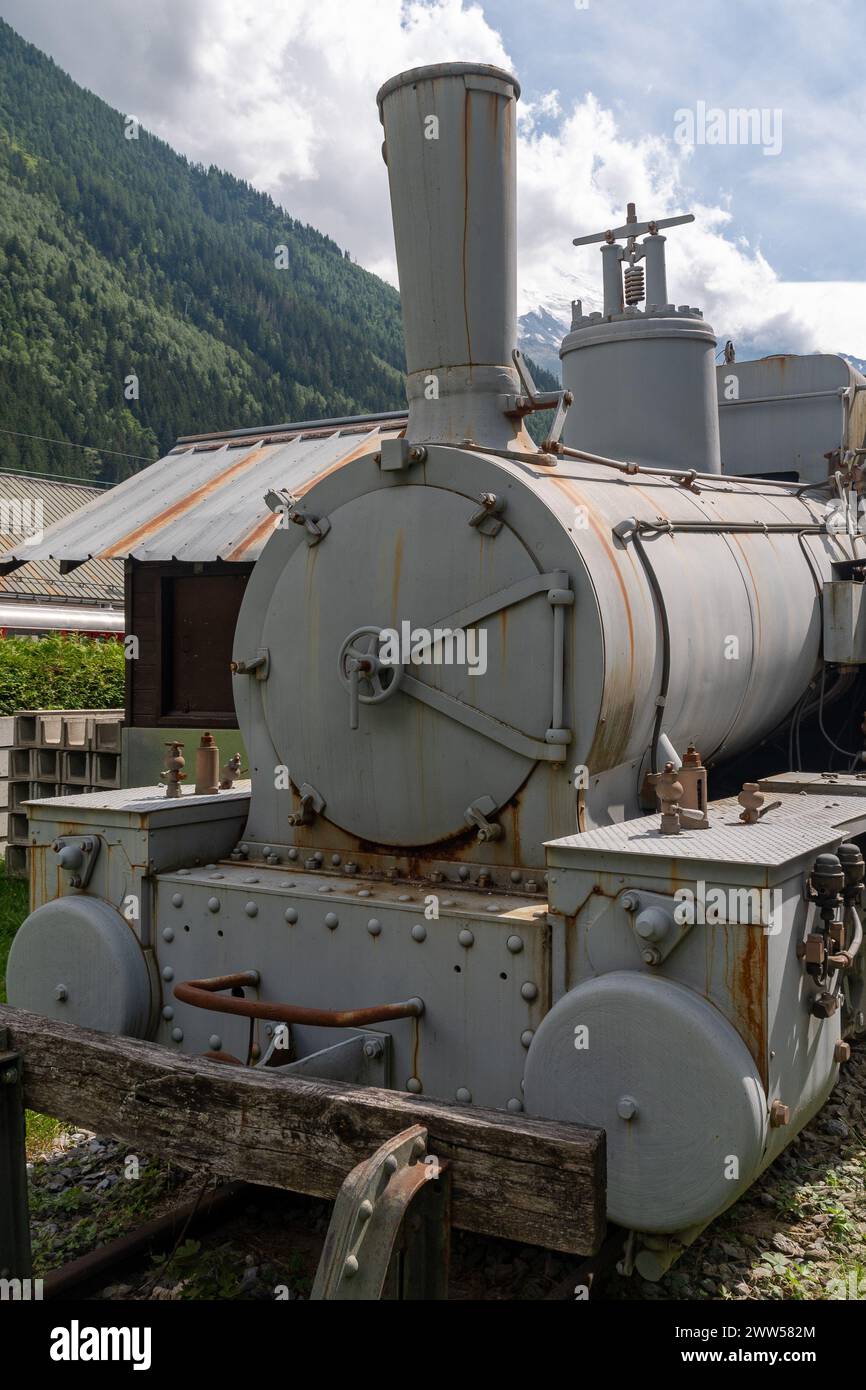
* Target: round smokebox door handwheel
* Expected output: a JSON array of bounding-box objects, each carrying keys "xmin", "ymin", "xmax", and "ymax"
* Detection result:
[{"xmin": 337, "ymin": 625, "xmax": 404, "ymax": 728}]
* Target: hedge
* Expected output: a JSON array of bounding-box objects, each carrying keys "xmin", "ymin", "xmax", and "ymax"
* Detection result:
[{"xmin": 0, "ymin": 634, "xmax": 124, "ymax": 715}]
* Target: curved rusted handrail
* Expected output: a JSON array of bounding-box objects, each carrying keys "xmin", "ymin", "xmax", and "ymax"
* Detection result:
[{"xmin": 174, "ymin": 971, "xmax": 424, "ymax": 1028}]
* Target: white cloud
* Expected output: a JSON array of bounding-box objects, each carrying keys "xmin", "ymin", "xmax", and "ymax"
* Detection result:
[
  {"xmin": 777, "ymin": 283, "xmax": 866, "ymax": 358},
  {"xmin": 519, "ymin": 94, "xmax": 866, "ymax": 358},
  {"xmin": 0, "ymin": 0, "xmax": 510, "ymax": 273},
  {"xmin": 512, "ymin": 93, "xmax": 849, "ymax": 357},
  {"xmin": 1, "ymin": 0, "xmax": 864, "ymax": 357}
]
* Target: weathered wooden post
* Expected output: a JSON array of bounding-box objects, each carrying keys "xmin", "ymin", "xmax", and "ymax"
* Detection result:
[{"xmin": 0, "ymin": 1025, "xmax": 32, "ymax": 1283}]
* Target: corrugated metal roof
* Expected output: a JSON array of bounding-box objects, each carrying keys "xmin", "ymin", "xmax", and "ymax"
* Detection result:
[
  {"xmin": 0, "ymin": 472, "xmax": 124, "ymax": 605},
  {"xmin": 175, "ymin": 409, "xmax": 409, "ymax": 445},
  {"xmin": 0, "ymin": 415, "xmax": 407, "ymax": 568}
]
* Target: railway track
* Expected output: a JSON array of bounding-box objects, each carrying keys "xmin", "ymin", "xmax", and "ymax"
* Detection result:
[{"xmin": 32, "ymin": 1156, "xmax": 624, "ymax": 1303}]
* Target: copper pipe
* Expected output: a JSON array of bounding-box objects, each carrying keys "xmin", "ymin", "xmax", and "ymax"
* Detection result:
[{"xmin": 174, "ymin": 971, "xmax": 424, "ymax": 1027}]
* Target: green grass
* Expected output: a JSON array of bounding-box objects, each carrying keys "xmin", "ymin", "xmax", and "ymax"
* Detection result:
[{"xmin": 30, "ymin": 1160, "xmax": 175, "ymax": 1274}]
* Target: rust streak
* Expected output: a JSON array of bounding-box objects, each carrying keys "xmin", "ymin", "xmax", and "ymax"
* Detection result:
[
  {"xmin": 550, "ymin": 477, "xmax": 636, "ymax": 679},
  {"xmin": 723, "ymin": 919, "xmax": 768, "ymax": 1088},
  {"xmin": 629, "ymin": 482, "xmax": 671, "ymax": 520},
  {"xmin": 294, "ymin": 435, "xmax": 388, "ymax": 496},
  {"xmin": 737, "ymin": 923, "xmax": 767, "ymax": 1085},
  {"xmin": 103, "ymin": 446, "xmax": 271, "ymax": 557},
  {"xmin": 391, "ymin": 529, "xmax": 405, "ymax": 627},
  {"xmin": 224, "ymin": 436, "xmax": 388, "ymax": 561},
  {"xmin": 411, "ymin": 1013, "xmax": 421, "ymax": 1081},
  {"xmin": 730, "ymin": 533, "xmax": 762, "ymax": 647}
]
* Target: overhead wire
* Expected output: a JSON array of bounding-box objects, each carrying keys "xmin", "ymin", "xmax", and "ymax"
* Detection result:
[{"xmin": 0, "ymin": 427, "xmax": 156, "ymax": 464}]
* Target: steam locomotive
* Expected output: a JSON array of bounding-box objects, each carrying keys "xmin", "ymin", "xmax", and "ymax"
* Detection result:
[{"xmin": 8, "ymin": 62, "xmax": 866, "ymax": 1278}]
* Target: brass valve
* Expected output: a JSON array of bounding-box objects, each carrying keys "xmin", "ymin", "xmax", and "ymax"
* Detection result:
[
  {"xmin": 161, "ymin": 741, "xmax": 186, "ymax": 799},
  {"xmin": 647, "ymin": 762, "xmax": 683, "ymax": 835},
  {"xmin": 737, "ymin": 783, "xmax": 781, "ymax": 824},
  {"xmin": 219, "ymin": 752, "xmax": 243, "ymax": 789}
]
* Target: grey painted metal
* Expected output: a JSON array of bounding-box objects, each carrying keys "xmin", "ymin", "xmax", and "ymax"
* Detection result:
[
  {"xmin": 755, "ymin": 776, "xmax": 866, "ymax": 1032},
  {"xmin": 562, "ymin": 212, "xmax": 721, "ymax": 471},
  {"xmin": 10, "ymin": 777, "xmax": 853, "ymax": 1251},
  {"xmin": 642, "ymin": 234, "xmax": 668, "ymax": 307},
  {"xmin": 547, "ymin": 790, "xmax": 866, "ymax": 865},
  {"xmin": 378, "ymin": 64, "xmax": 530, "ymax": 451},
  {"xmin": 717, "ymin": 353, "xmax": 866, "ymax": 482},
  {"xmin": 20, "ymin": 784, "xmax": 249, "ymax": 953},
  {"xmin": 147, "ymin": 864, "xmax": 545, "ymax": 1106},
  {"xmin": 11, "ymin": 792, "xmax": 548, "ymax": 1107},
  {"xmin": 8, "ymin": 58, "xmax": 866, "ymax": 1270},
  {"xmin": 259, "ymin": 477, "xmax": 566, "ymax": 846},
  {"xmin": 524, "ymin": 972, "xmax": 767, "ymax": 1231},
  {"xmin": 312, "ymin": 1125, "xmax": 450, "ymax": 1301},
  {"xmin": 22, "ymin": 782, "xmax": 251, "ymax": 815},
  {"xmin": 177, "ymin": 410, "xmax": 407, "ymax": 445},
  {"xmin": 0, "ymin": 420, "xmax": 405, "ymax": 568},
  {"xmin": 6, "ymin": 896, "xmax": 153, "ymax": 1038},
  {"xmin": 600, "ymin": 243, "xmax": 623, "ymax": 317},
  {"xmin": 758, "ymin": 771, "xmax": 866, "ymax": 795},
  {"xmin": 537, "ymin": 790, "xmax": 853, "ymax": 1251},
  {"xmin": 234, "ymin": 441, "xmax": 858, "ymax": 870},
  {"xmin": 561, "ymin": 308, "xmax": 722, "ymax": 471},
  {"xmin": 273, "ymin": 1032, "xmax": 391, "ymax": 1086},
  {"xmin": 573, "ymin": 212, "xmax": 695, "ymax": 246},
  {"xmin": 823, "ymin": 580, "xmax": 866, "ymax": 663}
]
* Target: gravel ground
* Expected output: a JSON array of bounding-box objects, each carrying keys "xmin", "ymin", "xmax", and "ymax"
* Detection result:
[{"xmin": 25, "ymin": 1037, "xmax": 865, "ymax": 1301}]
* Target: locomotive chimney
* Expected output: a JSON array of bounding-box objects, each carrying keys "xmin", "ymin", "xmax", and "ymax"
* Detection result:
[{"xmin": 377, "ymin": 63, "xmax": 530, "ymax": 451}]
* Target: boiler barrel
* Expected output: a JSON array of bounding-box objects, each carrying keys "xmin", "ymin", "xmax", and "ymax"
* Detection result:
[
  {"xmin": 544, "ymin": 460, "xmax": 839, "ymax": 786},
  {"xmin": 233, "ymin": 442, "xmax": 853, "ymax": 861}
]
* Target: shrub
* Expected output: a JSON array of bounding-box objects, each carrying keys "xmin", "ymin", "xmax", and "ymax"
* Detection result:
[{"xmin": 0, "ymin": 633, "xmax": 124, "ymax": 714}]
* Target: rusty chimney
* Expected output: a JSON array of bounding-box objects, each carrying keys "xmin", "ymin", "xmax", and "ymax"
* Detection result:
[{"xmin": 377, "ymin": 62, "xmax": 531, "ymax": 451}]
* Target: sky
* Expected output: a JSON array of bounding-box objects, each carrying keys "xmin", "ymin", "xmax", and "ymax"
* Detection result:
[{"xmin": 2, "ymin": 0, "xmax": 865, "ymax": 360}]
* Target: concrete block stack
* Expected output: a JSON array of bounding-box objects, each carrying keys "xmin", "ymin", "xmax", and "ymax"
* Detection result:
[
  {"xmin": 0, "ymin": 715, "xmax": 13, "ymax": 848},
  {"xmin": 4, "ymin": 708, "xmax": 124, "ymax": 877}
]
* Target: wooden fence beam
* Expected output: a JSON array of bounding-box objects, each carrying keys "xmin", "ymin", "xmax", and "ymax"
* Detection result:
[{"xmin": 0, "ymin": 1004, "xmax": 605, "ymax": 1256}]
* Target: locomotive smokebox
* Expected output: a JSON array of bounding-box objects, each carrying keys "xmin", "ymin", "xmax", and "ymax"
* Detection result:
[{"xmin": 377, "ymin": 62, "xmax": 530, "ymax": 450}]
